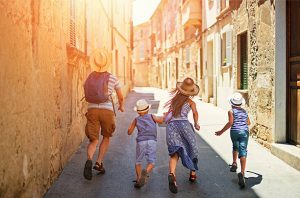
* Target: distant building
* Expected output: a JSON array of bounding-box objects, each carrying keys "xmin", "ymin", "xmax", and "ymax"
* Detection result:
[
  {"xmin": 137, "ymin": 0, "xmax": 202, "ymax": 90},
  {"xmin": 133, "ymin": 22, "xmax": 151, "ymax": 86}
]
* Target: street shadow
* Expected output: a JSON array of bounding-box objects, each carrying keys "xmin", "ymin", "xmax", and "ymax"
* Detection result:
[{"xmin": 245, "ymin": 171, "xmax": 263, "ymax": 189}]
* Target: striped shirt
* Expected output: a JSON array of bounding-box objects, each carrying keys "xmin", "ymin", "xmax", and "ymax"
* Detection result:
[
  {"xmin": 231, "ymin": 107, "xmax": 249, "ymax": 131},
  {"xmin": 87, "ymin": 74, "xmax": 121, "ymax": 111}
]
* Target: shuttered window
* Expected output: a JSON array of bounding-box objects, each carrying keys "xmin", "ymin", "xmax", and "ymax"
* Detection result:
[
  {"xmin": 186, "ymin": 46, "xmax": 190, "ymax": 69},
  {"xmin": 221, "ymin": 30, "xmax": 232, "ymax": 66},
  {"xmin": 226, "ymin": 30, "xmax": 232, "ymax": 65},
  {"xmin": 70, "ymin": 0, "xmax": 76, "ymax": 47},
  {"xmin": 240, "ymin": 32, "xmax": 248, "ymax": 90}
]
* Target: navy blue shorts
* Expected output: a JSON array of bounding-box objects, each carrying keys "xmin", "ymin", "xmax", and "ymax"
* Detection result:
[{"xmin": 230, "ymin": 130, "xmax": 249, "ymax": 158}]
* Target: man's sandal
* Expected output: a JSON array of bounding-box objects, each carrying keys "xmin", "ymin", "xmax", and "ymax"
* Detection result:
[
  {"xmin": 189, "ymin": 171, "xmax": 197, "ymax": 182},
  {"xmin": 168, "ymin": 173, "xmax": 178, "ymax": 194},
  {"xmin": 93, "ymin": 162, "xmax": 105, "ymax": 174},
  {"xmin": 83, "ymin": 160, "xmax": 93, "ymax": 180}
]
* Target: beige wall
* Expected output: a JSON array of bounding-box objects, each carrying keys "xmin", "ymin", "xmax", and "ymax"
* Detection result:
[
  {"xmin": 0, "ymin": 1, "xmax": 86, "ymax": 197},
  {"xmin": 0, "ymin": 0, "xmax": 132, "ymax": 197}
]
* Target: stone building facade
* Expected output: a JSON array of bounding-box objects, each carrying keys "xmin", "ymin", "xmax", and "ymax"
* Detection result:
[
  {"xmin": 135, "ymin": 0, "xmax": 202, "ymax": 90},
  {"xmin": 0, "ymin": 0, "xmax": 132, "ymax": 197},
  {"xmin": 202, "ymin": 0, "xmax": 276, "ymax": 147},
  {"xmin": 202, "ymin": 0, "xmax": 300, "ymax": 170},
  {"xmin": 231, "ymin": 0, "xmax": 276, "ymax": 148}
]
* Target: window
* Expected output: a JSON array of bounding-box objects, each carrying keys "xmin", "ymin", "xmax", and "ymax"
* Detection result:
[
  {"xmin": 70, "ymin": 0, "xmax": 76, "ymax": 47},
  {"xmin": 221, "ymin": 30, "xmax": 232, "ymax": 66},
  {"xmin": 140, "ymin": 43, "xmax": 144, "ymax": 60},
  {"xmin": 221, "ymin": 32, "xmax": 226, "ymax": 66},
  {"xmin": 140, "ymin": 30, "xmax": 143, "ymax": 38},
  {"xmin": 226, "ymin": 31, "xmax": 232, "ymax": 65},
  {"xmin": 115, "ymin": 50, "xmax": 119, "ymax": 76},
  {"xmin": 238, "ymin": 32, "xmax": 248, "ymax": 90},
  {"xmin": 185, "ymin": 47, "xmax": 190, "ymax": 69}
]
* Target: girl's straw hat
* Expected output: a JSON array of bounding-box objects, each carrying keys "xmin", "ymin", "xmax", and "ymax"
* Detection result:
[
  {"xmin": 176, "ymin": 77, "xmax": 200, "ymax": 96},
  {"xmin": 228, "ymin": 92, "xmax": 246, "ymax": 106},
  {"xmin": 134, "ymin": 99, "xmax": 151, "ymax": 113},
  {"xmin": 90, "ymin": 48, "xmax": 111, "ymax": 72}
]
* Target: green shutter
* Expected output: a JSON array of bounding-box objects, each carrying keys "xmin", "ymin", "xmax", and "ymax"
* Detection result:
[{"xmin": 240, "ymin": 33, "xmax": 248, "ymax": 90}]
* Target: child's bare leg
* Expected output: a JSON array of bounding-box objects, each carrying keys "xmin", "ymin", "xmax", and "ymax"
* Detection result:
[
  {"xmin": 135, "ymin": 164, "xmax": 142, "ymax": 180},
  {"xmin": 169, "ymin": 153, "xmax": 179, "ymax": 175},
  {"xmin": 232, "ymin": 151, "xmax": 238, "ymax": 164},
  {"xmin": 146, "ymin": 163, "xmax": 154, "ymax": 174},
  {"xmin": 240, "ymin": 157, "xmax": 246, "ymax": 175}
]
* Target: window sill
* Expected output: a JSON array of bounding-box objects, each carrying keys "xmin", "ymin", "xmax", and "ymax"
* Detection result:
[
  {"xmin": 221, "ymin": 64, "xmax": 232, "ymax": 73},
  {"xmin": 217, "ymin": 6, "xmax": 231, "ymax": 20},
  {"xmin": 236, "ymin": 89, "xmax": 248, "ymax": 94},
  {"xmin": 66, "ymin": 44, "xmax": 87, "ymax": 65}
]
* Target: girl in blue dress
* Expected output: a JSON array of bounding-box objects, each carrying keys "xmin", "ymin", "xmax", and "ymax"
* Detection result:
[{"xmin": 164, "ymin": 77, "xmax": 200, "ymax": 194}]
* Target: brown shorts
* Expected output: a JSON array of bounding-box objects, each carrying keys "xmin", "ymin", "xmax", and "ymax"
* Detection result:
[{"xmin": 85, "ymin": 108, "xmax": 116, "ymax": 141}]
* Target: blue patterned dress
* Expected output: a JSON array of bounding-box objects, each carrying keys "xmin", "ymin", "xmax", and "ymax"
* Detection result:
[{"xmin": 166, "ymin": 102, "xmax": 199, "ymax": 171}]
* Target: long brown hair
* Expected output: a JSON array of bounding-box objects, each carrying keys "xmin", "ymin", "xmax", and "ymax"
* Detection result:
[{"xmin": 165, "ymin": 89, "xmax": 191, "ymax": 117}]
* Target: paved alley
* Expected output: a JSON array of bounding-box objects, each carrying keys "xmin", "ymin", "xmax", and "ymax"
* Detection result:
[{"xmin": 44, "ymin": 88, "xmax": 300, "ymax": 198}]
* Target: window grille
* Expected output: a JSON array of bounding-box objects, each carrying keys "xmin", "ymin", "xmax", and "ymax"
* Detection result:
[{"xmin": 70, "ymin": 0, "xmax": 76, "ymax": 47}]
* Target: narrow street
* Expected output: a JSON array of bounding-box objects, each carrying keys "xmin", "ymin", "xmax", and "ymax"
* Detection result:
[{"xmin": 44, "ymin": 88, "xmax": 300, "ymax": 198}]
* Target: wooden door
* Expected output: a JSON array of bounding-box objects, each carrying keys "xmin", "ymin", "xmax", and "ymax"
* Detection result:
[{"xmin": 287, "ymin": 0, "xmax": 300, "ymax": 145}]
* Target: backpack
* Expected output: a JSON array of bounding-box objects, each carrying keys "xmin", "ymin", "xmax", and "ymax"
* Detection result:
[{"xmin": 84, "ymin": 71, "xmax": 111, "ymax": 103}]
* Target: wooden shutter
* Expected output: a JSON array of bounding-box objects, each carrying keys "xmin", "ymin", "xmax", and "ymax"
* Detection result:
[
  {"xmin": 240, "ymin": 33, "xmax": 248, "ymax": 90},
  {"xmin": 226, "ymin": 30, "xmax": 232, "ymax": 65},
  {"xmin": 70, "ymin": 0, "xmax": 76, "ymax": 47}
]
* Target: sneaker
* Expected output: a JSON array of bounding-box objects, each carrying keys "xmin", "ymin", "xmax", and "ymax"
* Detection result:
[
  {"xmin": 93, "ymin": 162, "xmax": 105, "ymax": 174},
  {"xmin": 238, "ymin": 172, "xmax": 246, "ymax": 188},
  {"xmin": 134, "ymin": 181, "xmax": 142, "ymax": 188},
  {"xmin": 83, "ymin": 160, "xmax": 93, "ymax": 180},
  {"xmin": 168, "ymin": 173, "xmax": 178, "ymax": 194},
  {"xmin": 230, "ymin": 162, "xmax": 238, "ymax": 172}
]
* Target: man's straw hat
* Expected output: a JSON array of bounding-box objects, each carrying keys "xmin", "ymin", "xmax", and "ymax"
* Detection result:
[{"xmin": 90, "ymin": 49, "xmax": 110, "ymax": 72}]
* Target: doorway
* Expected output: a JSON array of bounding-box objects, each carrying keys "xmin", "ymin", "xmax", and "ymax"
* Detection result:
[{"xmin": 287, "ymin": 0, "xmax": 300, "ymax": 145}]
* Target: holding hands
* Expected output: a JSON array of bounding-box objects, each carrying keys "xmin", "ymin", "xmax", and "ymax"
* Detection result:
[
  {"xmin": 118, "ymin": 105, "xmax": 125, "ymax": 112},
  {"xmin": 194, "ymin": 123, "xmax": 200, "ymax": 131}
]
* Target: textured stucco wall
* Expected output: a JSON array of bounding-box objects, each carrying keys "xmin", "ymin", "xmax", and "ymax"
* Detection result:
[
  {"xmin": 0, "ymin": 1, "xmax": 87, "ymax": 197},
  {"xmin": 232, "ymin": 0, "xmax": 275, "ymax": 148}
]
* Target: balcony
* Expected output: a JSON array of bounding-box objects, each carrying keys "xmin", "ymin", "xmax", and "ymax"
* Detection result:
[{"xmin": 181, "ymin": 0, "xmax": 202, "ymax": 28}]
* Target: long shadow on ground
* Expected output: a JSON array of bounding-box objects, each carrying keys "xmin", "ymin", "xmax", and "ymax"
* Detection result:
[{"xmin": 44, "ymin": 90, "xmax": 259, "ymax": 198}]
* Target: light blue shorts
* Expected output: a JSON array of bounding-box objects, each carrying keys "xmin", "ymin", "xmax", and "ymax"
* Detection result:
[
  {"xmin": 230, "ymin": 130, "xmax": 249, "ymax": 158},
  {"xmin": 136, "ymin": 140, "xmax": 157, "ymax": 164}
]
